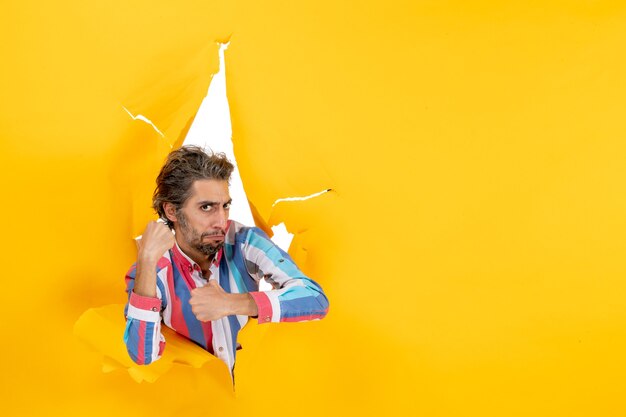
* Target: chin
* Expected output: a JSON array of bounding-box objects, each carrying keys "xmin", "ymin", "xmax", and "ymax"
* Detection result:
[{"xmin": 198, "ymin": 243, "xmax": 223, "ymax": 256}]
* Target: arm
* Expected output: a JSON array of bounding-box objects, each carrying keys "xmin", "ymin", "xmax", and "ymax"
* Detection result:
[
  {"xmin": 244, "ymin": 227, "xmax": 329, "ymax": 324},
  {"xmin": 123, "ymin": 221, "xmax": 175, "ymax": 365},
  {"xmin": 188, "ymin": 227, "xmax": 329, "ymax": 323},
  {"xmin": 189, "ymin": 279, "xmax": 258, "ymax": 321},
  {"xmin": 123, "ymin": 267, "xmax": 167, "ymax": 365}
]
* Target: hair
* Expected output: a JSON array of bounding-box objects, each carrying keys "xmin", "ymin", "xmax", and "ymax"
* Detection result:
[{"xmin": 152, "ymin": 145, "xmax": 234, "ymax": 227}]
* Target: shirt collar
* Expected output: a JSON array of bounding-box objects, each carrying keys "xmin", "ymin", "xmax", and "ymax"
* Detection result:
[{"xmin": 171, "ymin": 242, "xmax": 198, "ymax": 271}]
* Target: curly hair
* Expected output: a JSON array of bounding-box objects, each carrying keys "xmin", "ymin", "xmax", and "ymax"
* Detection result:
[{"xmin": 152, "ymin": 145, "xmax": 234, "ymax": 227}]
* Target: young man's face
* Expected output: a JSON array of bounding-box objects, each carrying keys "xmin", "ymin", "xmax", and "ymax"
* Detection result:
[{"xmin": 172, "ymin": 179, "xmax": 231, "ymax": 258}]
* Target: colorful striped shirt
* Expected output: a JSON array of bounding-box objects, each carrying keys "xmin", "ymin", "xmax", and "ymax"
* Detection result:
[{"xmin": 123, "ymin": 220, "xmax": 329, "ymax": 375}]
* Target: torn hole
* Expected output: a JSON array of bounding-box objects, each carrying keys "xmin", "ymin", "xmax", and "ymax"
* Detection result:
[
  {"xmin": 183, "ymin": 41, "xmax": 255, "ymax": 226},
  {"xmin": 270, "ymin": 222, "xmax": 294, "ymax": 252},
  {"xmin": 258, "ymin": 222, "xmax": 295, "ymax": 291}
]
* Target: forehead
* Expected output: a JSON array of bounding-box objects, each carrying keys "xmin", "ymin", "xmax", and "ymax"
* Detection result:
[{"xmin": 187, "ymin": 179, "xmax": 230, "ymax": 203}]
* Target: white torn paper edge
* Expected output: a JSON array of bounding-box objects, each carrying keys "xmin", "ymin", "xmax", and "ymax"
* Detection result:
[
  {"xmin": 122, "ymin": 106, "xmax": 166, "ymax": 138},
  {"xmin": 272, "ymin": 189, "xmax": 331, "ymax": 207}
]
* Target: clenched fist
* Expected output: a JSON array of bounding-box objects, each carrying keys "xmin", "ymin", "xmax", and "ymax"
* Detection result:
[
  {"xmin": 137, "ymin": 221, "xmax": 176, "ymax": 263},
  {"xmin": 133, "ymin": 221, "xmax": 176, "ymax": 298},
  {"xmin": 189, "ymin": 279, "xmax": 230, "ymax": 321},
  {"xmin": 189, "ymin": 279, "xmax": 258, "ymax": 321}
]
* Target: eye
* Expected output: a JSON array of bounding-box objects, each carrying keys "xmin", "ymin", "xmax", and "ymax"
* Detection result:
[
  {"xmin": 200, "ymin": 204, "xmax": 214, "ymax": 212},
  {"xmin": 224, "ymin": 202, "xmax": 231, "ymax": 210}
]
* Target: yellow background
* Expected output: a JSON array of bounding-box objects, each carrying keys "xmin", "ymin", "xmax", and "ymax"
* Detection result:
[{"xmin": 2, "ymin": 1, "xmax": 626, "ymax": 415}]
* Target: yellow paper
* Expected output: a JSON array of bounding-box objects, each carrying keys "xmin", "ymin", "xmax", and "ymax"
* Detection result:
[{"xmin": 2, "ymin": 1, "xmax": 626, "ymax": 416}]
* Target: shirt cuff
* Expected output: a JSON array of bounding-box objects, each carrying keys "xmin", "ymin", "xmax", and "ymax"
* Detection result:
[
  {"xmin": 248, "ymin": 291, "xmax": 273, "ymax": 324},
  {"xmin": 126, "ymin": 291, "xmax": 161, "ymax": 322}
]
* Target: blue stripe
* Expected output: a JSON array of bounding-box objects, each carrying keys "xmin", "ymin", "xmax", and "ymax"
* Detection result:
[
  {"xmin": 123, "ymin": 319, "xmax": 131, "ymax": 344},
  {"xmin": 172, "ymin": 264, "xmax": 206, "ymax": 349},
  {"xmin": 126, "ymin": 264, "xmax": 137, "ymax": 279},
  {"xmin": 124, "ymin": 269, "xmax": 136, "ymax": 317},
  {"xmin": 246, "ymin": 228, "xmax": 284, "ymax": 256},
  {"xmin": 144, "ymin": 322, "xmax": 155, "ymax": 364},
  {"xmin": 232, "ymin": 228, "xmax": 259, "ymax": 292},
  {"xmin": 217, "ymin": 259, "xmax": 241, "ymax": 360},
  {"xmin": 124, "ymin": 319, "xmax": 141, "ymax": 363},
  {"xmin": 223, "ymin": 243, "xmax": 246, "ymax": 293},
  {"xmin": 219, "ymin": 258, "xmax": 232, "ymax": 293},
  {"xmin": 278, "ymin": 283, "xmax": 322, "ymax": 301},
  {"xmin": 280, "ymin": 294, "xmax": 329, "ymax": 318},
  {"xmin": 247, "ymin": 228, "xmax": 304, "ymax": 277},
  {"xmin": 156, "ymin": 278, "xmax": 168, "ymax": 310},
  {"xmin": 227, "ymin": 315, "xmax": 241, "ymax": 359}
]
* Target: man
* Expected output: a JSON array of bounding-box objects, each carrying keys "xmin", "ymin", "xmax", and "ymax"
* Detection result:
[{"xmin": 123, "ymin": 146, "xmax": 329, "ymax": 376}]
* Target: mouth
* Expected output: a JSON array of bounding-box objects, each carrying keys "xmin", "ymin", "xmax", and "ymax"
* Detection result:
[{"xmin": 202, "ymin": 233, "xmax": 225, "ymax": 241}]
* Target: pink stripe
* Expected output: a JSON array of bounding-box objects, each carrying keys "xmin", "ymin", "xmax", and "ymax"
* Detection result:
[
  {"xmin": 158, "ymin": 340, "xmax": 166, "ymax": 356},
  {"xmin": 249, "ymin": 292, "xmax": 272, "ymax": 322},
  {"xmin": 157, "ymin": 257, "xmax": 171, "ymax": 269},
  {"xmin": 171, "ymin": 246, "xmax": 198, "ymax": 290},
  {"xmin": 137, "ymin": 320, "xmax": 146, "ymax": 363},
  {"xmin": 129, "ymin": 291, "xmax": 161, "ymax": 310},
  {"xmin": 167, "ymin": 264, "xmax": 189, "ymax": 337}
]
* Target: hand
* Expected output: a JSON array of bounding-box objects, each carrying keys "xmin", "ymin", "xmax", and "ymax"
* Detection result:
[
  {"xmin": 137, "ymin": 221, "xmax": 176, "ymax": 263},
  {"xmin": 189, "ymin": 279, "xmax": 230, "ymax": 322}
]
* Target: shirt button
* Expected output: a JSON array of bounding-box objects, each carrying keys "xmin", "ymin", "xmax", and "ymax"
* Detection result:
[
  {"xmin": 264, "ymin": 317, "xmax": 270, "ymax": 322},
  {"xmin": 151, "ymin": 307, "xmax": 157, "ymax": 312},
  {"xmin": 218, "ymin": 347, "xmax": 224, "ymax": 352}
]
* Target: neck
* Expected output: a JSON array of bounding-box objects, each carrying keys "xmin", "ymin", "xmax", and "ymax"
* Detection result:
[{"xmin": 175, "ymin": 238, "xmax": 214, "ymax": 272}]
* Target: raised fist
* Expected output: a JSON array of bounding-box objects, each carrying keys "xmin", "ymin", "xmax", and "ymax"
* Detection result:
[{"xmin": 137, "ymin": 221, "xmax": 176, "ymax": 262}]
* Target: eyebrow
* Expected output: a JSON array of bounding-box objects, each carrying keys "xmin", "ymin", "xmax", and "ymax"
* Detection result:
[{"xmin": 197, "ymin": 199, "xmax": 232, "ymax": 207}]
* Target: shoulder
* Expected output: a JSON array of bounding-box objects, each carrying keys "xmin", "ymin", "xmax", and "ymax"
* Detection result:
[
  {"xmin": 226, "ymin": 220, "xmax": 271, "ymax": 244},
  {"xmin": 226, "ymin": 221, "xmax": 283, "ymax": 262}
]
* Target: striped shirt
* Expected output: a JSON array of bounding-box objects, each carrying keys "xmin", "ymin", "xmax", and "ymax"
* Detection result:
[{"xmin": 123, "ymin": 220, "xmax": 329, "ymax": 375}]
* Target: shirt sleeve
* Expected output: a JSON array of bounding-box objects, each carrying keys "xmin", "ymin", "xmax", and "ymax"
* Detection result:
[
  {"xmin": 243, "ymin": 227, "xmax": 329, "ymax": 324},
  {"xmin": 123, "ymin": 263, "xmax": 168, "ymax": 365}
]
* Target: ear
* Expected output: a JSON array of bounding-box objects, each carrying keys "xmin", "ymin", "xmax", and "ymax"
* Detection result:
[{"xmin": 163, "ymin": 202, "xmax": 178, "ymax": 223}]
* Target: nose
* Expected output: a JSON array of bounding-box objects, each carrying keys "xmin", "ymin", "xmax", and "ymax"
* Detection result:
[{"xmin": 213, "ymin": 207, "xmax": 228, "ymax": 229}]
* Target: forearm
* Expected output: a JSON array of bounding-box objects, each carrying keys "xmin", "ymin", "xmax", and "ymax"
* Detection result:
[
  {"xmin": 227, "ymin": 293, "xmax": 258, "ymax": 317},
  {"xmin": 249, "ymin": 279, "xmax": 329, "ymax": 324},
  {"xmin": 243, "ymin": 227, "xmax": 329, "ymax": 323},
  {"xmin": 132, "ymin": 256, "xmax": 159, "ymax": 298},
  {"xmin": 132, "ymin": 221, "xmax": 175, "ymax": 298}
]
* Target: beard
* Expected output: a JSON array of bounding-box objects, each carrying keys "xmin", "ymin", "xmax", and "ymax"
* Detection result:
[
  {"xmin": 197, "ymin": 241, "xmax": 223, "ymax": 257},
  {"xmin": 177, "ymin": 210, "xmax": 224, "ymax": 258}
]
